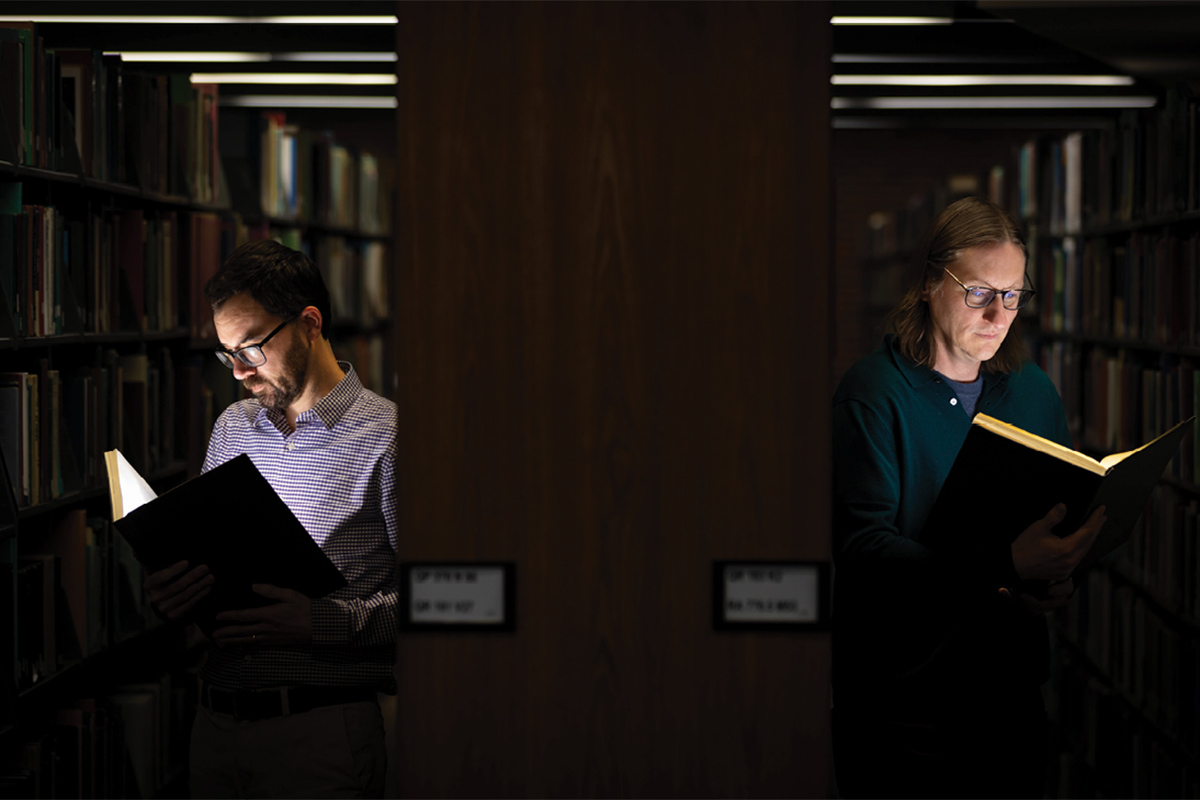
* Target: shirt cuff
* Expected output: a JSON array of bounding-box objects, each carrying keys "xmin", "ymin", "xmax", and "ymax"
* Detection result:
[{"xmin": 311, "ymin": 598, "xmax": 351, "ymax": 645}]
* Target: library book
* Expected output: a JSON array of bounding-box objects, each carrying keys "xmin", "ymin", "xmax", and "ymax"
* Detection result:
[
  {"xmin": 922, "ymin": 413, "xmax": 1195, "ymax": 580},
  {"xmin": 104, "ymin": 450, "xmax": 346, "ymax": 636}
]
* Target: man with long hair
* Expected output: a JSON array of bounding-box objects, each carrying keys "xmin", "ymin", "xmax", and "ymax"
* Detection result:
[{"xmin": 831, "ymin": 197, "xmax": 1103, "ymax": 798}]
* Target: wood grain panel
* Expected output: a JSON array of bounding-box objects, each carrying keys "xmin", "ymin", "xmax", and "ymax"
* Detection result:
[{"xmin": 394, "ymin": 3, "xmax": 831, "ymax": 796}]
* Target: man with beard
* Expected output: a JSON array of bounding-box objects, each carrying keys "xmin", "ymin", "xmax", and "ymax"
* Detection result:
[{"xmin": 142, "ymin": 239, "xmax": 396, "ymax": 798}]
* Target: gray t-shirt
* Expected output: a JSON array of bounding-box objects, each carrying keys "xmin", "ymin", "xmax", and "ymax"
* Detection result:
[{"xmin": 939, "ymin": 373, "xmax": 983, "ymax": 418}]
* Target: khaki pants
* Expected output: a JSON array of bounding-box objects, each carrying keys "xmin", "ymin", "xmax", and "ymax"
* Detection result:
[{"xmin": 189, "ymin": 699, "xmax": 387, "ymax": 799}]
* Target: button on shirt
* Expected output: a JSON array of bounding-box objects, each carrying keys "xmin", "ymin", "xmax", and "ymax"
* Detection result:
[{"xmin": 199, "ymin": 363, "xmax": 398, "ymax": 692}]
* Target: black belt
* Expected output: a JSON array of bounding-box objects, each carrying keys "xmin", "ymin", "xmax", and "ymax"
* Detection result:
[{"xmin": 200, "ymin": 683, "xmax": 376, "ymax": 721}]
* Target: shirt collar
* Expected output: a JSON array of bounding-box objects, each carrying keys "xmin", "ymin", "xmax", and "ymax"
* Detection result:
[
  {"xmin": 884, "ymin": 334, "xmax": 1009, "ymax": 395},
  {"xmin": 242, "ymin": 361, "xmax": 364, "ymax": 430}
]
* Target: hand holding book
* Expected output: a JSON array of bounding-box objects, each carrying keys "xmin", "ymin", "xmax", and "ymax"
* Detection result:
[
  {"xmin": 921, "ymin": 413, "xmax": 1195, "ymax": 589},
  {"xmin": 143, "ymin": 559, "xmax": 214, "ymax": 624},
  {"xmin": 1001, "ymin": 502, "xmax": 1107, "ymax": 608},
  {"xmin": 1011, "ymin": 502, "xmax": 1106, "ymax": 583},
  {"xmin": 104, "ymin": 450, "xmax": 347, "ymax": 639}
]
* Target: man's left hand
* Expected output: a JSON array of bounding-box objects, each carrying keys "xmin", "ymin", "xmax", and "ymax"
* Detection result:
[{"xmin": 212, "ymin": 585, "xmax": 313, "ymax": 647}]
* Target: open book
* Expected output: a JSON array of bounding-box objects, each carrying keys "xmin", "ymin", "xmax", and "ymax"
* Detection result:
[
  {"xmin": 921, "ymin": 414, "xmax": 1195, "ymax": 581},
  {"xmin": 104, "ymin": 450, "xmax": 347, "ymax": 637}
]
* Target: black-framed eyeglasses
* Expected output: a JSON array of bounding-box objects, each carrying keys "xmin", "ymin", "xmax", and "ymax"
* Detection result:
[
  {"xmin": 214, "ymin": 315, "xmax": 298, "ymax": 369},
  {"xmin": 943, "ymin": 268, "xmax": 1036, "ymax": 311}
]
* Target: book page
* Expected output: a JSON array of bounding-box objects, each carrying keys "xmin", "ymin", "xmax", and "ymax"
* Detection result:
[
  {"xmin": 104, "ymin": 449, "xmax": 157, "ymax": 521},
  {"xmin": 1099, "ymin": 416, "xmax": 1197, "ymax": 470}
]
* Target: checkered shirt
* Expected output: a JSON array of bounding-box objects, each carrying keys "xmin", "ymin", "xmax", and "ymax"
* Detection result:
[{"xmin": 197, "ymin": 362, "xmax": 398, "ymax": 691}]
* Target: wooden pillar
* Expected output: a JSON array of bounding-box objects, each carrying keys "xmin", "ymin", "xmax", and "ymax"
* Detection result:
[{"xmin": 394, "ymin": 3, "xmax": 832, "ymax": 795}]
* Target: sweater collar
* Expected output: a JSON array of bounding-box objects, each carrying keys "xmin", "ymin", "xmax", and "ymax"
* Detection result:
[{"xmin": 884, "ymin": 334, "xmax": 1009, "ymax": 397}]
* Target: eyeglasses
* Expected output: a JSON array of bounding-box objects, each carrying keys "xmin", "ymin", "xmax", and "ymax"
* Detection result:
[
  {"xmin": 214, "ymin": 315, "xmax": 298, "ymax": 368},
  {"xmin": 943, "ymin": 268, "xmax": 1036, "ymax": 311}
]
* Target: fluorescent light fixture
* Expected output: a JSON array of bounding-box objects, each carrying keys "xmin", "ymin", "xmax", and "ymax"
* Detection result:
[
  {"xmin": 0, "ymin": 15, "xmax": 397, "ymax": 24},
  {"xmin": 110, "ymin": 52, "xmax": 271, "ymax": 62},
  {"xmin": 833, "ymin": 74, "xmax": 1136, "ymax": 87},
  {"xmin": 832, "ymin": 96, "xmax": 1158, "ymax": 109},
  {"xmin": 834, "ymin": 54, "xmax": 1057, "ymax": 64},
  {"xmin": 221, "ymin": 95, "xmax": 397, "ymax": 109},
  {"xmin": 109, "ymin": 51, "xmax": 397, "ymax": 64},
  {"xmin": 190, "ymin": 73, "xmax": 397, "ymax": 85},
  {"xmin": 276, "ymin": 53, "xmax": 397, "ymax": 63},
  {"xmin": 830, "ymin": 16, "xmax": 953, "ymax": 25}
]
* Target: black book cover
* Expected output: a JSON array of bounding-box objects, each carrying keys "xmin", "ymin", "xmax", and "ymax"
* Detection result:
[
  {"xmin": 922, "ymin": 414, "xmax": 1195, "ymax": 579},
  {"xmin": 107, "ymin": 452, "xmax": 346, "ymax": 636}
]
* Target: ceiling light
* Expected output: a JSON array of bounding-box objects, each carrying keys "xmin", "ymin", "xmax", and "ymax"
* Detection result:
[
  {"xmin": 190, "ymin": 73, "xmax": 397, "ymax": 85},
  {"xmin": 0, "ymin": 15, "xmax": 397, "ymax": 24},
  {"xmin": 110, "ymin": 51, "xmax": 398, "ymax": 64},
  {"xmin": 833, "ymin": 75, "xmax": 1136, "ymax": 87},
  {"xmin": 833, "ymin": 54, "xmax": 1057, "ymax": 64},
  {"xmin": 221, "ymin": 95, "xmax": 397, "ymax": 109},
  {"xmin": 832, "ymin": 96, "xmax": 1158, "ymax": 109},
  {"xmin": 830, "ymin": 16, "xmax": 953, "ymax": 25},
  {"xmin": 276, "ymin": 53, "xmax": 397, "ymax": 63},
  {"xmin": 110, "ymin": 52, "xmax": 271, "ymax": 62}
]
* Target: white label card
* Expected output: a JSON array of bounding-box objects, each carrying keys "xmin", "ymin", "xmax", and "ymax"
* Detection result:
[
  {"xmin": 722, "ymin": 564, "xmax": 820, "ymax": 623},
  {"xmin": 409, "ymin": 566, "xmax": 507, "ymax": 625}
]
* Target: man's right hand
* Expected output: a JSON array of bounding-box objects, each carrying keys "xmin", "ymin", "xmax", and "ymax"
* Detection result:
[
  {"xmin": 1011, "ymin": 503, "xmax": 1106, "ymax": 583},
  {"xmin": 144, "ymin": 560, "xmax": 214, "ymax": 622}
]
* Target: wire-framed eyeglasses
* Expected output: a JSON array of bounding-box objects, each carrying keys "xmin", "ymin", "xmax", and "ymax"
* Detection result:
[
  {"xmin": 214, "ymin": 315, "xmax": 298, "ymax": 368},
  {"xmin": 943, "ymin": 268, "xmax": 1036, "ymax": 311}
]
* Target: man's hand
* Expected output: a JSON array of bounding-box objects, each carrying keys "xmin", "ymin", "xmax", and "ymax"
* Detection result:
[
  {"xmin": 1000, "ymin": 577, "xmax": 1076, "ymax": 614},
  {"xmin": 144, "ymin": 560, "xmax": 214, "ymax": 622},
  {"xmin": 211, "ymin": 585, "xmax": 313, "ymax": 648},
  {"xmin": 1011, "ymin": 503, "xmax": 1106, "ymax": 583}
]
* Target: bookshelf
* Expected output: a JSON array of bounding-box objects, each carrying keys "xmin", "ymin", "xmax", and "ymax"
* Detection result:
[
  {"xmin": 0, "ymin": 20, "xmax": 394, "ymax": 797},
  {"xmin": 1018, "ymin": 85, "xmax": 1200, "ymax": 799}
]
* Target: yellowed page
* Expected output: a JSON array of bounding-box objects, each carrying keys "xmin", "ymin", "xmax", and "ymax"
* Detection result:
[{"xmin": 973, "ymin": 414, "xmax": 1106, "ymax": 475}]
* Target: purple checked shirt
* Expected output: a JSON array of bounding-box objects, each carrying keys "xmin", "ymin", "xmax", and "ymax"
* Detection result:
[{"xmin": 198, "ymin": 363, "xmax": 398, "ymax": 691}]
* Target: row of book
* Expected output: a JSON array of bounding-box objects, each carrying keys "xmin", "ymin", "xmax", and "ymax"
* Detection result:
[
  {"xmin": 0, "ymin": 199, "xmax": 233, "ymax": 341},
  {"xmin": 858, "ymin": 171, "xmax": 1001, "ymax": 262},
  {"xmin": 1038, "ymin": 342, "xmax": 1200, "ymax": 478},
  {"xmin": 0, "ymin": 24, "xmax": 220, "ymax": 202},
  {"xmin": 1120, "ymin": 486, "xmax": 1200, "ymax": 623},
  {"xmin": 0, "ymin": 347, "xmax": 241, "ymax": 512},
  {"xmin": 1, "ymin": 192, "xmax": 392, "ymax": 343},
  {"xmin": 316, "ymin": 237, "xmax": 390, "ymax": 327},
  {"xmin": 220, "ymin": 108, "xmax": 393, "ymax": 235},
  {"xmin": 1048, "ymin": 647, "xmax": 1198, "ymax": 800},
  {"xmin": 1014, "ymin": 85, "xmax": 1200, "ymax": 233},
  {"xmin": 1056, "ymin": 567, "xmax": 1200, "ymax": 767},
  {"xmin": 1034, "ymin": 228, "xmax": 1200, "ymax": 348},
  {"xmin": 0, "ymin": 512, "xmax": 155, "ymax": 694},
  {"xmin": 0, "ymin": 662, "xmax": 195, "ymax": 798},
  {"xmin": 0, "ymin": 29, "xmax": 393, "ymax": 232}
]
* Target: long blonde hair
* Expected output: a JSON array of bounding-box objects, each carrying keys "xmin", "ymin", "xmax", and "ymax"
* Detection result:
[{"xmin": 887, "ymin": 196, "xmax": 1030, "ymax": 374}]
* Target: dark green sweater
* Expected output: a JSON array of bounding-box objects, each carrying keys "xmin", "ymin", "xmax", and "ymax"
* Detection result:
[{"xmin": 832, "ymin": 335, "xmax": 1072, "ymax": 708}]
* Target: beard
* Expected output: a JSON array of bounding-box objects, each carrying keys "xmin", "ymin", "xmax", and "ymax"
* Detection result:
[{"xmin": 244, "ymin": 332, "xmax": 310, "ymax": 410}]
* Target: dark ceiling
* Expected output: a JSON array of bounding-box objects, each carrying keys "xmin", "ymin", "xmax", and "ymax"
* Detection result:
[{"xmin": 980, "ymin": 0, "xmax": 1200, "ymax": 85}]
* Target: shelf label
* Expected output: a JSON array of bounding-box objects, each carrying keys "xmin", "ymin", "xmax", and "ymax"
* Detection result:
[
  {"xmin": 714, "ymin": 561, "xmax": 829, "ymax": 629},
  {"xmin": 401, "ymin": 563, "xmax": 514, "ymax": 630}
]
